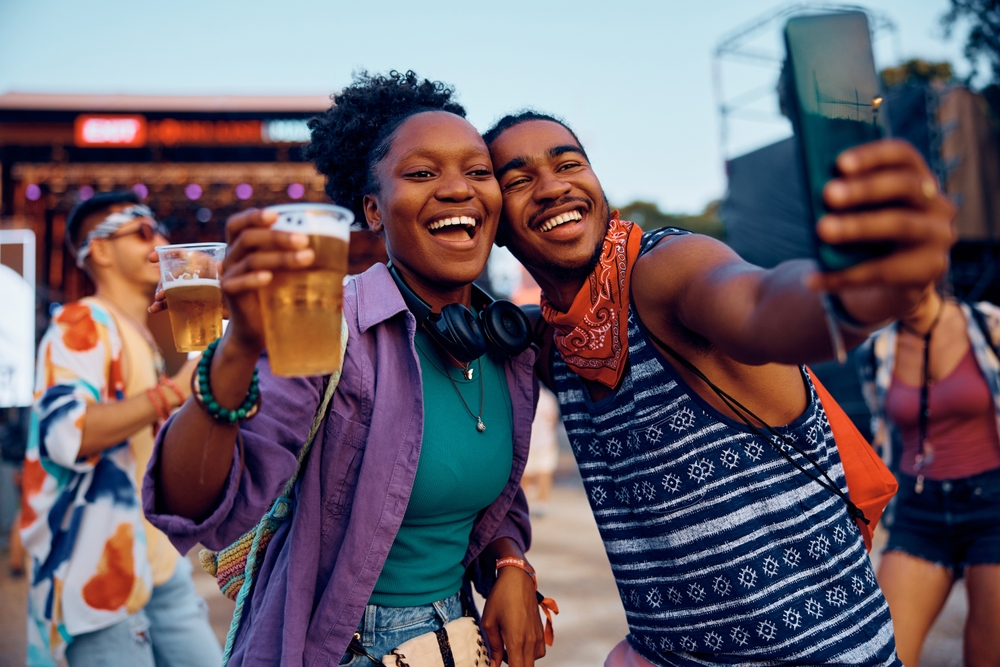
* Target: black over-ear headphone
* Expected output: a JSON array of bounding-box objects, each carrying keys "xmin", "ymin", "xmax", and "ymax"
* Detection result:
[{"xmin": 388, "ymin": 263, "xmax": 532, "ymax": 365}]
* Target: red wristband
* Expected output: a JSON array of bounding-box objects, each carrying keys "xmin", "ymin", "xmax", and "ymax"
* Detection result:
[
  {"xmin": 496, "ymin": 557, "xmax": 534, "ymax": 574},
  {"xmin": 154, "ymin": 385, "xmax": 173, "ymax": 415},
  {"xmin": 160, "ymin": 377, "xmax": 186, "ymax": 405},
  {"xmin": 495, "ymin": 557, "xmax": 559, "ymax": 647},
  {"xmin": 495, "ymin": 557, "xmax": 536, "ymax": 588},
  {"xmin": 146, "ymin": 388, "xmax": 170, "ymax": 421}
]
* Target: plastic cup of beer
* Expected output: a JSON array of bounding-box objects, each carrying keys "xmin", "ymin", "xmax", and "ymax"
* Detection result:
[
  {"xmin": 260, "ymin": 203, "xmax": 353, "ymax": 377},
  {"xmin": 155, "ymin": 243, "xmax": 226, "ymax": 353}
]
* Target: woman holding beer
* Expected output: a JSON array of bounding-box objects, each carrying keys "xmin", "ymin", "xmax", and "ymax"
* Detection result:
[
  {"xmin": 144, "ymin": 71, "xmax": 545, "ymax": 667},
  {"xmin": 856, "ymin": 289, "xmax": 1000, "ymax": 667}
]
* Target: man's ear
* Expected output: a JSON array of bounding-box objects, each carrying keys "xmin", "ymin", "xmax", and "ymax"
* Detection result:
[
  {"xmin": 362, "ymin": 195, "xmax": 383, "ymax": 234},
  {"xmin": 86, "ymin": 238, "xmax": 115, "ymax": 269}
]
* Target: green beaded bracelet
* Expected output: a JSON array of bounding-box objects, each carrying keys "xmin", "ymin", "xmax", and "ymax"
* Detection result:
[{"xmin": 191, "ymin": 338, "xmax": 262, "ymax": 424}]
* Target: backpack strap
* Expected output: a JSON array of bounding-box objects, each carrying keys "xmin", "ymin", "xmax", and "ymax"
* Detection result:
[{"xmin": 968, "ymin": 301, "xmax": 1000, "ymax": 361}]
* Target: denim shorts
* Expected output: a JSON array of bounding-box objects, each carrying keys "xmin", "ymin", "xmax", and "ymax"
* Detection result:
[
  {"xmin": 338, "ymin": 592, "xmax": 464, "ymax": 665},
  {"xmin": 885, "ymin": 467, "xmax": 1000, "ymax": 575}
]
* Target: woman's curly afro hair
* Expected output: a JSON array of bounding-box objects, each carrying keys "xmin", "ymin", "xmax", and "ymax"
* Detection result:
[{"xmin": 304, "ymin": 70, "xmax": 466, "ymax": 223}]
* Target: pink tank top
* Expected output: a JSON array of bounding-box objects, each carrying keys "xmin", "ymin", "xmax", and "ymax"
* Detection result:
[{"xmin": 886, "ymin": 347, "xmax": 1000, "ymax": 479}]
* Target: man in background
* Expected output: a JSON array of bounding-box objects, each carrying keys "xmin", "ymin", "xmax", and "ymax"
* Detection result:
[{"xmin": 22, "ymin": 191, "xmax": 220, "ymax": 666}]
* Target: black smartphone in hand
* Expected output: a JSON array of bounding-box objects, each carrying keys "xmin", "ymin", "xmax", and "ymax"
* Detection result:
[{"xmin": 784, "ymin": 11, "xmax": 893, "ymax": 272}]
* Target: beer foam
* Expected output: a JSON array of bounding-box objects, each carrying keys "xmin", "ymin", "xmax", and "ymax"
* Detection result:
[
  {"xmin": 163, "ymin": 277, "xmax": 221, "ymax": 289},
  {"xmin": 271, "ymin": 210, "xmax": 351, "ymax": 241}
]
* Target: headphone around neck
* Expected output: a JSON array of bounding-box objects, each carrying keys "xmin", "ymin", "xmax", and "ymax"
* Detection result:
[{"xmin": 387, "ymin": 262, "xmax": 532, "ymax": 365}]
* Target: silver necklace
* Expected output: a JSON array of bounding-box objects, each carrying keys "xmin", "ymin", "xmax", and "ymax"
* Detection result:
[{"xmin": 415, "ymin": 340, "xmax": 486, "ymax": 433}]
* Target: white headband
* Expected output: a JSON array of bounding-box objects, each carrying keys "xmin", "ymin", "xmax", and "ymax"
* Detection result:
[{"xmin": 74, "ymin": 204, "xmax": 159, "ymax": 269}]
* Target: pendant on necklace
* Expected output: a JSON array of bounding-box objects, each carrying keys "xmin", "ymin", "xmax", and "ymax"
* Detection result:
[
  {"xmin": 463, "ymin": 366, "xmax": 474, "ymax": 380},
  {"xmin": 915, "ymin": 441, "xmax": 935, "ymax": 468},
  {"xmin": 476, "ymin": 418, "xmax": 486, "ymax": 433}
]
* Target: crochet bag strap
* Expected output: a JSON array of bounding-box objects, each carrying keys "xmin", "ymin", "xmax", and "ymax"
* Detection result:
[{"xmin": 222, "ymin": 316, "xmax": 348, "ymax": 665}]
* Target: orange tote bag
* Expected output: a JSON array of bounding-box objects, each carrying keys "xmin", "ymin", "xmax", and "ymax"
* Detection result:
[{"xmin": 807, "ymin": 368, "xmax": 898, "ymax": 551}]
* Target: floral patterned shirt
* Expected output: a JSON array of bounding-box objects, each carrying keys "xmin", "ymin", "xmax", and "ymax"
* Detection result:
[{"xmin": 22, "ymin": 298, "xmax": 155, "ymax": 665}]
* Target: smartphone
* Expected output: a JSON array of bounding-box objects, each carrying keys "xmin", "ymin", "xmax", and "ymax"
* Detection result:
[{"xmin": 784, "ymin": 11, "xmax": 892, "ymax": 272}]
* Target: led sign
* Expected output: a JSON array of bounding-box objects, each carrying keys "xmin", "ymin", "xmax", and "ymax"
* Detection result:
[
  {"xmin": 148, "ymin": 119, "xmax": 262, "ymax": 146},
  {"xmin": 74, "ymin": 115, "xmax": 147, "ymax": 147},
  {"xmin": 262, "ymin": 119, "xmax": 311, "ymax": 143},
  {"xmin": 72, "ymin": 115, "xmax": 311, "ymax": 147}
]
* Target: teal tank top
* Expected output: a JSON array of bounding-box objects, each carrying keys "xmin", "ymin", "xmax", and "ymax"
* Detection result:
[{"xmin": 370, "ymin": 329, "xmax": 513, "ymax": 606}]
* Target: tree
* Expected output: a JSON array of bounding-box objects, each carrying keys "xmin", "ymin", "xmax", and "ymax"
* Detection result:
[
  {"xmin": 880, "ymin": 60, "xmax": 954, "ymax": 88},
  {"xmin": 617, "ymin": 200, "xmax": 725, "ymax": 240},
  {"xmin": 942, "ymin": 0, "xmax": 1000, "ymax": 84}
]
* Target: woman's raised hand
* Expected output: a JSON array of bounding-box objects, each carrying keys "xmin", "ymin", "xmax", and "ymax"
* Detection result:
[
  {"xmin": 217, "ymin": 208, "xmax": 314, "ymax": 356},
  {"xmin": 145, "ymin": 209, "xmax": 314, "ymax": 357},
  {"xmin": 152, "ymin": 208, "xmax": 316, "ymax": 520}
]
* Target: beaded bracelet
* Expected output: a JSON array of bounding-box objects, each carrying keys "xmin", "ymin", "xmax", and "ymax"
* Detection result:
[{"xmin": 191, "ymin": 338, "xmax": 262, "ymax": 424}]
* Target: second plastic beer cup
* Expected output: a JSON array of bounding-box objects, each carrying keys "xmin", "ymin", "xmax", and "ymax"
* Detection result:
[
  {"xmin": 260, "ymin": 203, "xmax": 353, "ymax": 376},
  {"xmin": 155, "ymin": 243, "xmax": 227, "ymax": 353}
]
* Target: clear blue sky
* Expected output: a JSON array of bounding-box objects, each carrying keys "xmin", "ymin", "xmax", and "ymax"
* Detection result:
[{"xmin": 0, "ymin": 0, "xmax": 979, "ymax": 213}]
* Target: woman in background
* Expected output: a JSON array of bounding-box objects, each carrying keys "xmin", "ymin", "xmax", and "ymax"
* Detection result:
[{"xmin": 858, "ymin": 288, "xmax": 1000, "ymax": 667}]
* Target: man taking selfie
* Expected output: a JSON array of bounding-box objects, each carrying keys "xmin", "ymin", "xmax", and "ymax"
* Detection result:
[{"xmin": 485, "ymin": 113, "xmax": 954, "ymax": 666}]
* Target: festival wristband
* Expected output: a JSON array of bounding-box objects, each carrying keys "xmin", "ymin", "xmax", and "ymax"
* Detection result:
[
  {"xmin": 495, "ymin": 557, "xmax": 536, "ymax": 584},
  {"xmin": 495, "ymin": 557, "xmax": 559, "ymax": 646}
]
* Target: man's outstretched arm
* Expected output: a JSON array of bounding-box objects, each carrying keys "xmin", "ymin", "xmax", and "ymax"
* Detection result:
[{"xmin": 633, "ymin": 140, "xmax": 954, "ymax": 366}]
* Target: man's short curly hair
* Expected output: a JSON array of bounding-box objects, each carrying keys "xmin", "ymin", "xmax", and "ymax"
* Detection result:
[
  {"xmin": 483, "ymin": 110, "xmax": 586, "ymax": 158},
  {"xmin": 304, "ymin": 70, "xmax": 466, "ymax": 223}
]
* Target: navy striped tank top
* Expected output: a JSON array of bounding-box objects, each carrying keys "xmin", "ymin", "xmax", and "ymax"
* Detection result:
[{"xmin": 551, "ymin": 228, "xmax": 901, "ymax": 666}]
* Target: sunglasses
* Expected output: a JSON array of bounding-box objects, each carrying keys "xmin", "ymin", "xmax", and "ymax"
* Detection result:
[{"xmin": 107, "ymin": 220, "xmax": 171, "ymax": 243}]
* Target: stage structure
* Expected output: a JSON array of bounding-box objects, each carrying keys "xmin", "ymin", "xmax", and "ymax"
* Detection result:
[
  {"xmin": 0, "ymin": 92, "xmax": 388, "ymax": 311},
  {"xmin": 712, "ymin": 2, "xmax": 898, "ymax": 161}
]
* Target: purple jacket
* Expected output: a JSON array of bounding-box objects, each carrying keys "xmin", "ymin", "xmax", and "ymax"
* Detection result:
[{"xmin": 143, "ymin": 263, "xmax": 536, "ymax": 667}]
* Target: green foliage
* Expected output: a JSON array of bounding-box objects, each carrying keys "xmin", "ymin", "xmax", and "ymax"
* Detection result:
[
  {"xmin": 942, "ymin": 0, "xmax": 1000, "ymax": 84},
  {"xmin": 616, "ymin": 200, "xmax": 725, "ymax": 240},
  {"xmin": 880, "ymin": 60, "xmax": 954, "ymax": 87}
]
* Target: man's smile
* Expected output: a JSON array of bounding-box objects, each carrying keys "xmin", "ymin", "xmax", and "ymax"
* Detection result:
[{"xmin": 539, "ymin": 209, "xmax": 583, "ymax": 232}]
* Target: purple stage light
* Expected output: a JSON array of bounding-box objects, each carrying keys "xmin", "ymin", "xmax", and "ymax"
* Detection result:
[
  {"xmin": 132, "ymin": 183, "xmax": 149, "ymax": 199},
  {"xmin": 78, "ymin": 185, "xmax": 95, "ymax": 201},
  {"xmin": 235, "ymin": 183, "xmax": 253, "ymax": 200},
  {"xmin": 185, "ymin": 183, "xmax": 203, "ymax": 200},
  {"xmin": 287, "ymin": 183, "xmax": 305, "ymax": 200},
  {"xmin": 25, "ymin": 184, "xmax": 42, "ymax": 201}
]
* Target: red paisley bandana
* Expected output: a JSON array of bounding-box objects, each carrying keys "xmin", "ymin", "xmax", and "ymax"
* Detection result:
[{"xmin": 540, "ymin": 211, "xmax": 643, "ymax": 388}]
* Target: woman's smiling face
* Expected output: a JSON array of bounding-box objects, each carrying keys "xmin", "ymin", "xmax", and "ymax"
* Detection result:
[{"xmin": 364, "ymin": 111, "xmax": 501, "ymax": 301}]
